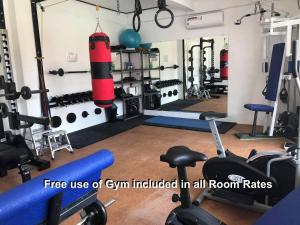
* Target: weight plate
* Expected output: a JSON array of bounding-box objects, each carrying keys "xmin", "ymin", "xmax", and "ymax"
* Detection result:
[
  {"xmin": 66, "ymin": 113, "xmax": 76, "ymax": 123},
  {"xmin": 82, "ymin": 111, "xmax": 89, "ymax": 118},
  {"xmin": 21, "ymin": 86, "xmax": 32, "ymax": 100},
  {"xmin": 51, "ymin": 116, "xmax": 62, "ymax": 128},
  {"xmin": 0, "ymin": 103, "xmax": 8, "ymax": 118},
  {"xmin": 57, "ymin": 68, "xmax": 64, "ymax": 76},
  {"xmin": 95, "ymin": 108, "xmax": 102, "ymax": 115},
  {"xmin": 173, "ymin": 89, "xmax": 178, "ymax": 96},
  {"xmin": 83, "ymin": 201, "xmax": 107, "ymax": 225},
  {"xmin": 0, "ymin": 76, "xmax": 5, "ymax": 90},
  {"xmin": 163, "ymin": 93, "xmax": 167, "ymax": 97},
  {"xmin": 168, "ymin": 91, "xmax": 172, "ymax": 97}
]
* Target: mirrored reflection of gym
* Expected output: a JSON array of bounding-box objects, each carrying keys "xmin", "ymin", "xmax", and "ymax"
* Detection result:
[{"xmin": 143, "ymin": 36, "xmax": 229, "ymax": 114}]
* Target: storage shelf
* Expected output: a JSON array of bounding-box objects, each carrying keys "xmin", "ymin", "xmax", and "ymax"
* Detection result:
[
  {"xmin": 144, "ymin": 77, "xmax": 160, "ymax": 82},
  {"xmin": 113, "ymin": 67, "xmax": 162, "ymax": 73},
  {"xmin": 112, "ymin": 49, "xmax": 160, "ymax": 54},
  {"xmin": 114, "ymin": 80, "xmax": 142, "ymax": 85},
  {"xmin": 112, "ymin": 46, "xmax": 161, "ymax": 121}
]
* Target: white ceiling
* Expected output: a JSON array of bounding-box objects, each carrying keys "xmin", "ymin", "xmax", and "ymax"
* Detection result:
[
  {"xmin": 45, "ymin": 0, "xmax": 283, "ymax": 14},
  {"xmin": 80, "ymin": 0, "xmax": 158, "ymax": 12}
]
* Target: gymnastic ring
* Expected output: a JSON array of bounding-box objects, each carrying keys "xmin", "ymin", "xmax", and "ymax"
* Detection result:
[
  {"xmin": 132, "ymin": 13, "xmax": 141, "ymax": 32},
  {"xmin": 155, "ymin": 8, "xmax": 174, "ymax": 29}
]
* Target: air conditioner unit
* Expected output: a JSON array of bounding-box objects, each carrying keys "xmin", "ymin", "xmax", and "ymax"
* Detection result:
[{"xmin": 186, "ymin": 11, "xmax": 224, "ymax": 29}]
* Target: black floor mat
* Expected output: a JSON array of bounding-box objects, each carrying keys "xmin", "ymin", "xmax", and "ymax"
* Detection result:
[
  {"xmin": 69, "ymin": 116, "xmax": 151, "ymax": 149},
  {"xmin": 161, "ymin": 99, "xmax": 202, "ymax": 111}
]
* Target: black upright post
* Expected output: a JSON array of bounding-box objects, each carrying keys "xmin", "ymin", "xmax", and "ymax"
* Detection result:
[
  {"xmin": 182, "ymin": 40, "xmax": 186, "ymax": 100},
  {"xmin": 177, "ymin": 166, "xmax": 192, "ymax": 208},
  {"xmin": 0, "ymin": 0, "xmax": 6, "ymax": 29},
  {"xmin": 0, "ymin": 0, "xmax": 5, "ymax": 141},
  {"xmin": 30, "ymin": 0, "xmax": 49, "ymax": 118}
]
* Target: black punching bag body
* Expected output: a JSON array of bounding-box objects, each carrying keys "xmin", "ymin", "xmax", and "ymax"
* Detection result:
[{"xmin": 89, "ymin": 32, "xmax": 114, "ymax": 108}]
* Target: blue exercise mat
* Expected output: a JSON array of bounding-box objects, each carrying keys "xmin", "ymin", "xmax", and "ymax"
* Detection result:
[{"xmin": 144, "ymin": 116, "xmax": 235, "ymax": 134}]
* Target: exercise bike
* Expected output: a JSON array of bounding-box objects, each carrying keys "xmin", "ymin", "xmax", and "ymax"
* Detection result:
[{"xmin": 161, "ymin": 146, "xmax": 226, "ymax": 225}]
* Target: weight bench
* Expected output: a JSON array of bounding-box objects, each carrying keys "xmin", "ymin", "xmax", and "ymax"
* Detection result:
[
  {"xmin": 0, "ymin": 149, "xmax": 114, "ymax": 225},
  {"xmin": 0, "ymin": 111, "xmax": 51, "ymax": 182},
  {"xmin": 254, "ymin": 187, "xmax": 300, "ymax": 225},
  {"xmin": 236, "ymin": 43, "xmax": 285, "ymax": 140},
  {"xmin": 0, "ymin": 135, "xmax": 32, "ymax": 182}
]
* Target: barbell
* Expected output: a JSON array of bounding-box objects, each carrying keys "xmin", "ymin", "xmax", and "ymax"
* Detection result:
[
  {"xmin": 49, "ymin": 65, "xmax": 179, "ymax": 76},
  {"xmin": 49, "ymin": 68, "xmax": 90, "ymax": 76},
  {"xmin": 0, "ymin": 86, "xmax": 49, "ymax": 100}
]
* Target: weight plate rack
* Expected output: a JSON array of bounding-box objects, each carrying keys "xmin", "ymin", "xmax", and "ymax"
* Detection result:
[{"xmin": 0, "ymin": 29, "xmax": 17, "ymax": 114}]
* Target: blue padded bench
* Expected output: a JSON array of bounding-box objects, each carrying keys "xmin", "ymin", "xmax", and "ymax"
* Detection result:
[
  {"xmin": 242, "ymin": 43, "xmax": 285, "ymax": 137},
  {"xmin": 255, "ymin": 187, "xmax": 300, "ymax": 225},
  {"xmin": 0, "ymin": 149, "xmax": 114, "ymax": 225}
]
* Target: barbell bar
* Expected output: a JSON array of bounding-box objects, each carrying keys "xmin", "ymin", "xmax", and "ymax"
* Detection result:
[
  {"xmin": 49, "ymin": 64, "xmax": 180, "ymax": 77},
  {"xmin": 0, "ymin": 86, "xmax": 49, "ymax": 100}
]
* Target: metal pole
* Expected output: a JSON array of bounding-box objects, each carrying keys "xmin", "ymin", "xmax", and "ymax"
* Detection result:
[
  {"xmin": 291, "ymin": 40, "xmax": 300, "ymax": 186},
  {"xmin": 182, "ymin": 39, "xmax": 187, "ymax": 100},
  {"xmin": 30, "ymin": 0, "xmax": 49, "ymax": 118},
  {"xmin": 208, "ymin": 119, "xmax": 226, "ymax": 158}
]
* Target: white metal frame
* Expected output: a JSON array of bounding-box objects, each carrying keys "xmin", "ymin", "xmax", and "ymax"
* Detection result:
[{"xmin": 261, "ymin": 17, "xmax": 300, "ymax": 136}]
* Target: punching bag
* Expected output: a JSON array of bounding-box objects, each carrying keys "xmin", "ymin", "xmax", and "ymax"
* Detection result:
[
  {"xmin": 220, "ymin": 49, "xmax": 228, "ymax": 80},
  {"xmin": 89, "ymin": 32, "xmax": 114, "ymax": 108}
]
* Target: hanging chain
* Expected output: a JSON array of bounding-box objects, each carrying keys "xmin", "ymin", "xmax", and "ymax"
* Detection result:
[
  {"xmin": 95, "ymin": 3, "xmax": 103, "ymax": 32},
  {"xmin": 117, "ymin": 0, "xmax": 120, "ymax": 15},
  {"xmin": 211, "ymin": 47, "xmax": 215, "ymax": 69},
  {"xmin": 38, "ymin": 3, "xmax": 45, "ymax": 56}
]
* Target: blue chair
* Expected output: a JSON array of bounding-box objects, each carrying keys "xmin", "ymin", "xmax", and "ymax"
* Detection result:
[
  {"xmin": 0, "ymin": 149, "xmax": 114, "ymax": 225},
  {"xmin": 242, "ymin": 43, "xmax": 285, "ymax": 137}
]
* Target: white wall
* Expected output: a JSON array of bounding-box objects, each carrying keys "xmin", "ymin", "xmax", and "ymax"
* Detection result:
[
  {"xmin": 152, "ymin": 40, "xmax": 181, "ymax": 104},
  {"xmin": 4, "ymin": 0, "xmax": 129, "ymax": 133},
  {"xmin": 139, "ymin": 0, "xmax": 297, "ymax": 125}
]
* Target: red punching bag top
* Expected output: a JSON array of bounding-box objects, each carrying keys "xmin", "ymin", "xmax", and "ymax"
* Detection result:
[{"xmin": 89, "ymin": 32, "xmax": 112, "ymax": 63}]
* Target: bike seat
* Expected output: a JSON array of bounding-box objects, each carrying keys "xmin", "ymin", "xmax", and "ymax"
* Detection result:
[
  {"xmin": 199, "ymin": 111, "xmax": 227, "ymax": 120},
  {"xmin": 160, "ymin": 146, "xmax": 207, "ymax": 168}
]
